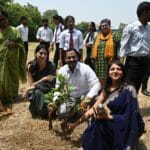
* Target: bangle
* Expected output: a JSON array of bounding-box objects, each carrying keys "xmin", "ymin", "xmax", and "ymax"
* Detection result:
[
  {"xmin": 82, "ymin": 97, "xmax": 91, "ymax": 103},
  {"xmin": 97, "ymin": 103, "xmax": 104, "ymax": 109},
  {"xmin": 93, "ymin": 107, "xmax": 98, "ymax": 116},
  {"xmin": 79, "ymin": 118, "xmax": 82, "ymax": 123}
]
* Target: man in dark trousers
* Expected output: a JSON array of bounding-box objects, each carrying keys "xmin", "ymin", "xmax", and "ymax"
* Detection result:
[{"xmin": 120, "ymin": 1, "xmax": 150, "ymax": 95}]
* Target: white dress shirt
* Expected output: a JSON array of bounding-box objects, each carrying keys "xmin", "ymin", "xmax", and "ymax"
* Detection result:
[
  {"xmin": 52, "ymin": 23, "xmax": 64, "ymax": 44},
  {"xmin": 36, "ymin": 26, "xmax": 53, "ymax": 42},
  {"xmin": 83, "ymin": 31, "xmax": 97, "ymax": 46},
  {"xmin": 120, "ymin": 21, "xmax": 150, "ymax": 57},
  {"xmin": 57, "ymin": 62, "xmax": 101, "ymax": 99},
  {"xmin": 59, "ymin": 28, "xmax": 84, "ymax": 52},
  {"xmin": 16, "ymin": 24, "xmax": 29, "ymax": 42}
]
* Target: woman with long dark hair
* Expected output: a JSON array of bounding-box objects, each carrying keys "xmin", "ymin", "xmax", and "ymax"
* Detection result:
[
  {"xmin": 23, "ymin": 44, "xmax": 56, "ymax": 118},
  {"xmin": 84, "ymin": 21, "xmax": 97, "ymax": 70},
  {"xmin": 66, "ymin": 60, "xmax": 144, "ymax": 150}
]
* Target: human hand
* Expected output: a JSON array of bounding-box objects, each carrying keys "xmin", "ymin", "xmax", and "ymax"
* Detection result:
[
  {"xmin": 6, "ymin": 40, "xmax": 16, "ymax": 48},
  {"xmin": 80, "ymin": 97, "xmax": 91, "ymax": 110},
  {"xmin": 22, "ymin": 89, "xmax": 29, "ymax": 98},
  {"xmin": 58, "ymin": 59, "xmax": 63, "ymax": 68},
  {"xmin": 80, "ymin": 101, "xmax": 89, "ymax": 110},
  {"xmin": 93, "ymin": 104, "xmax": 112, "ymax": 120},
  {"xmin": 22, "ymin": 86, "xmax": 35, "ymax": 99},
  {"xmin": 50, "ymin": 44, "xmax": 54, "ymax": 52},
  {"xmin": 120, "ymin": 57, "xmax": 125, "ymax": 64},
  {"xmin": 63, "ymin": 122, "xmax": 76, "ymax": 134},
  {"xmin": 39, "ymin": 39, "xmax": 46, "ymax": 42},
  {"xmin": 85, "ymin": 43, "xmax": 91, "ymax": 48}
]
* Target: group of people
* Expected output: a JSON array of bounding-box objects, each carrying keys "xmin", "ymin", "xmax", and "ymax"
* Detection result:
[{"xmin": 0, "ymin": 1, "xmax": 150, "ymax": 149}]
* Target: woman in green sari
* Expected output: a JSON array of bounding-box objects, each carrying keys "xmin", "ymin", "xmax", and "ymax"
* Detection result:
[{"xmin": 0, "ymin": 11, "xmax": 26, "ymax": 109}]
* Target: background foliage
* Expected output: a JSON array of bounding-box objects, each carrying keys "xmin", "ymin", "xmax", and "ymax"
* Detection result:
[{"xmin": 0, "ymin": 0, "xmax": 122, "ymax": 41}]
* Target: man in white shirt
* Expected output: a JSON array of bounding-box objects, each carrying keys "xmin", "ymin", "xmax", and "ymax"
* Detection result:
[
  {"xmin": 16, "ymin": 16, "xmax": 29, "ymax": 60},
  {"xmin": 119, "ymin": 1, "xmax": 150, "ymax": 95},
  {"xmin": 36, "ymin": 18, "xmax": 53, "ymax": 53},
  {"xmin": 59, "ymin": 16, "xmax": 83, "ymax": 65},
  {"xmin": 57, "ymin": 48, "xmax": 101, "ymax": 118}
]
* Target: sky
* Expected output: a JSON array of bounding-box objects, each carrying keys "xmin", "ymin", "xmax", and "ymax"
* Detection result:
[{"xmin": 13, "ymin": 0, "xmax": 146, "ymax": 28}]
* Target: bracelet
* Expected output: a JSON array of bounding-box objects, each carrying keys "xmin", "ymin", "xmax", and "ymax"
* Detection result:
[
  {"xmin": 79, "ymin": 118, "xmax": 82, "ymax": 123},
  {"xmin": 82, "ymin": 97, "xmax": 91, "ymax": 103},
  {"xmin": 97, "ymin": 103, "xmax": 104, "ymax": 109},
  {"xmin": 93, "ymin": 107, "xmax": 98, "ymax": 116}
]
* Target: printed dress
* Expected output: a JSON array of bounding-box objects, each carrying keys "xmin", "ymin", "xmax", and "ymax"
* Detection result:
[{"xmin": 94, "ymin": 31, "xmax": 120, "ymax": 80}]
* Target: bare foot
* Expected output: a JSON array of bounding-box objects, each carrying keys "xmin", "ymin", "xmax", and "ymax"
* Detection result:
[
  {"xmin": 0, "ymin": 99, "xmax": 5, "ymax": 112},
  {"xmin": 6, "ymin": 107, "xmax": 14, "ymax": 114}
]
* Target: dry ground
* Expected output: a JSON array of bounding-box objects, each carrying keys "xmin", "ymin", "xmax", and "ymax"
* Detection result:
[{"xmin": 0, "ymin": 43, "xmax": 150, "ymax": 150}]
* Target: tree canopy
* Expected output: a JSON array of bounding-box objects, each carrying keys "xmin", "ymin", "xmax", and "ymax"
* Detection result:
[{"xmin": 0, "ymin": 1, "xmax": 121, "ymax": 41}]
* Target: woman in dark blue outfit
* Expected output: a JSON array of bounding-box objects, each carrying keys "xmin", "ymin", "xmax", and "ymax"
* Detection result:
[
  {"xmin": 23, "ymin": 44, "xmax": 56, "ymax": 118},
  {"xmin": 66, "ymin": 60, "xmax": 145, "ymax": 150}
]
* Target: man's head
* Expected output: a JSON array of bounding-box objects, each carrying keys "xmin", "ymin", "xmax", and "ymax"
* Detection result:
[
  {"xmin": 52, "ymin": 15, "xmax": 60, "ymax": 25},
  {"xmin": 20, "ymin": 16, "xmax": 27, "ymax": 26},
  {"xmin": 0, "ymin": 11, "xmax": 9, "ymax": 29},
  {"xmin": 65, "ymin": 49, "xmax": 79, "ymax": 71},
  {"xmin": 42, "ymin": 18, "xmax": 49, "ymax": 27},
  {"xmin": 137, "ymin": 1, "xmax": 150, "ymax": 23}
]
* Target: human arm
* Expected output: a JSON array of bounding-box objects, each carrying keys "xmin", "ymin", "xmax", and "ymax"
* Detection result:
[
  {"xmin": 32, "ymin": 74, "xmax": 55, "ymax": 86},
  {"xmin": 58, "ymin": 31, "xmax": 65, "ymax": 66},
  {"xmin": 6, "ymin": 40, "xmax": 17, "ymax": 48},
  {"xmin": 58, "ymin": 48, "xmax": 63, "ymax": 66},
  {"xmin": 65, "ymin": 91, "xmax": 111, "ymax": 133},
  {"xmin": 36, "ymin": 28, "xmax": 46, "ymax": 42},
  {"xmin": 32, "ymin": 61, "xmax": 56, "ymax": 86},
  {"xmin": 23, "ymin": 62, "xmax": 55, "ymax": 98},
  {"xmin": 80, "ymin": 66, "xmax": 101, "ymax": 109},
  {"xmin": 119, "ymin": 24, "xmax": 132, "ymax": 58},
  {"xmin": 36, "ymin": 28, "xmax": 41, "ymax": 41},
  {"xmin": 79, "ymin": 48, "xmax": 83, "ymax": 61},
  {"xmin": 78, "ymin": 30, "xmax": 84, "ymax": 49},
  {"xmin": 22, "ymin": 64, "xmax": 35, "ymax": 98}
]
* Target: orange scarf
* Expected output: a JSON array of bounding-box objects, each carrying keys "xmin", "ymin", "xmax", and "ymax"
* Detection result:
[{"xmin": 91, "ymin": 31, "xmax": 114, "ymax": 59}]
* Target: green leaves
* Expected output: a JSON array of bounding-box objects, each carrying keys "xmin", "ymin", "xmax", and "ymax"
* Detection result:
[{"xmin": 45, "ymin": 74, "xmax": 75, "ymax": 108}]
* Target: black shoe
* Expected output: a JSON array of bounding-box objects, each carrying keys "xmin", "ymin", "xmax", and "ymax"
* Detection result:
[{"xmin": 142, "ymin": 89, "xmax": 150, "ymax": 96}]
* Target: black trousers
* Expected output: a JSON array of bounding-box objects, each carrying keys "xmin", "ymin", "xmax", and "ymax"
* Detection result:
[
  {"xmin": 24, "ymin": 41, "xmax": 28, "ymax": 60},
  {"xmin": 125, "ymin": 56, "xmax": 149, "ymax": 93},
  {"xmin": 84, "ymin": 47, "xmax": 95, "ymax": 70},
  {"xmin": 53, "ymin": 43, "xmax": 60, "ymax": 68},
  {"xmin": 141, "ymin": 57, "xmax": 150, "ymax": 91}
]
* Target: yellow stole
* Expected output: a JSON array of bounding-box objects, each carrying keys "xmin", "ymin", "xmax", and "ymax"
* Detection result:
[{"xmin": 91, "ymin": 31, "xmax": 114, "ymax": 59}]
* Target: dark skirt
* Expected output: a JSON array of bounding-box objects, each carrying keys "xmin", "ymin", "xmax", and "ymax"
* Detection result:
[
  {"xmin": 82, "ymin": 120, "xmax": 114, "ymax": 150},
  {"xmin": 29, "ymin": 89, "xmax": 48, "ymax": 118}
]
